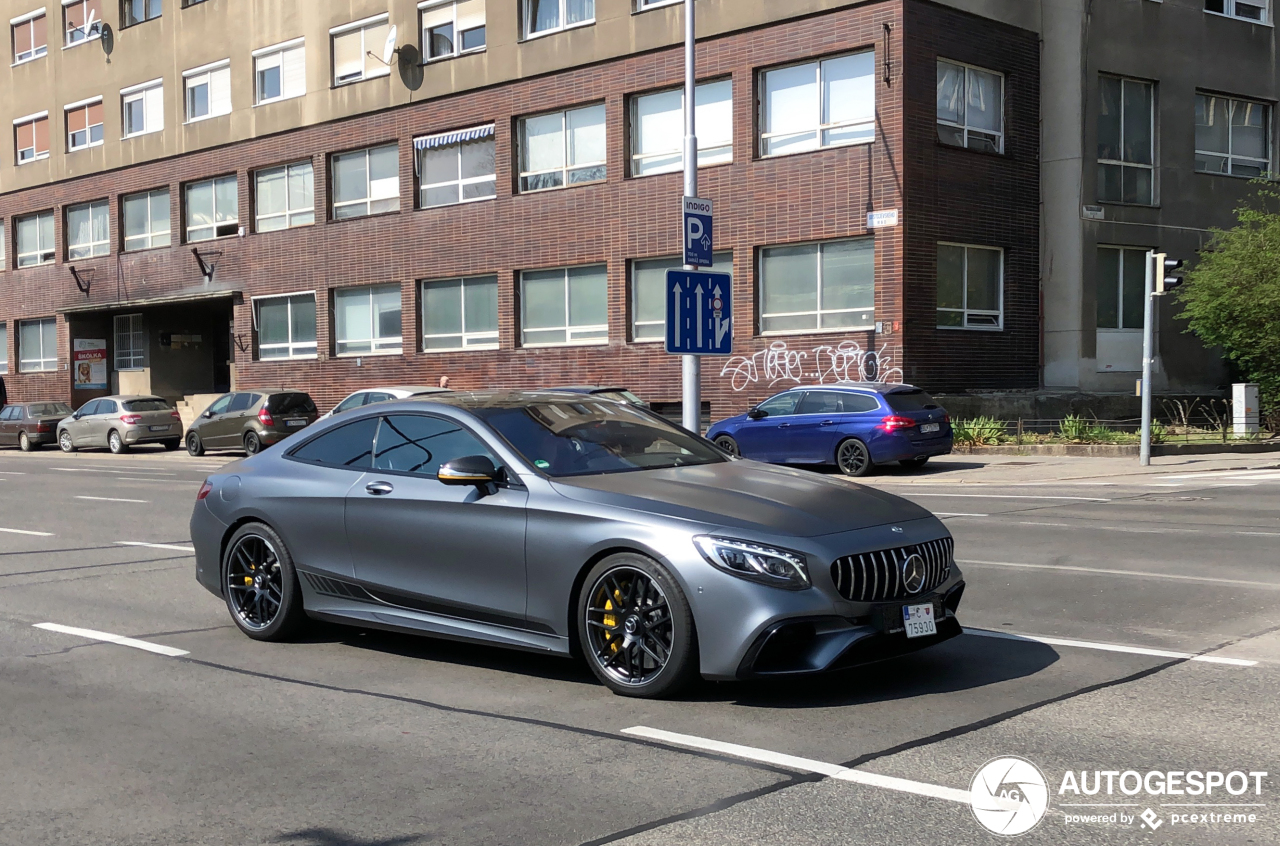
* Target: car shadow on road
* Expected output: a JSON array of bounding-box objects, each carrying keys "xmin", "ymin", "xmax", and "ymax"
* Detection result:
[
  {"xmin": 799, "ymin": 461, "xmax": 993, "ymax": 478},
  {"xmin": 272, "ymin": 828, "xmax": 426, "ymax": 846}
]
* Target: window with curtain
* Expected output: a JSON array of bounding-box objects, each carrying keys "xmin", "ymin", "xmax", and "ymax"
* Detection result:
[
  {"xmin": 416, "ymin": 126, "xmax": 496, "ymax": 208},
  {"xmin": 760, "ymin": 239, "xmax": 874, "ymax": 333},
  {"xmin": 334, "ymin": 284, "xmax": 403, "ymax": 355},
  {"xmin": 631, "ymin": 252, "xmax": 732, "ymax": 341},
  {"xmin": 255, "ymin": 39, "xmax": 306, "ymax": 104},
  {"xmin": 122, "ymin": 80, "xmax": 164, "ymax": 137},
  {"xmin": 15, "ymin": 114, "xmax": 50, "ymax": 163},
  {"xmin": 523, "ymin": 0, "xmax": 594, "ymax": 38},
  {"xmin": 520, "ymin": 265, "xmax": 607, "ymax": 345},
  {"xmin": 421, "ymin": 275, "xmax": 499, "ymax": 350},
  {"xmin": 67, "ymin": 200, "xmax": 109, "ymax": 259},
  {"xmin": 184, "ymin": 61, "xmax": 231, "ymax": 122},
  {"xmin": 16, "ymin": 211, "xmax": 55, "ymax": 267},
  {"xmin": 1096, "ymin": 246, "xmax": 1148, "ymax": 331},
  {"xmin": 630, "ymin": 80, "xmax": 733, "ymax": 176},
  {"xmin": 64, "ymin": 0, "xmax": 101, "ymax": 46},
  {"xmin": 1097, "ymin": 75, "xmax": 1154, "ymax": 205},
  {"xmin": 255, "ymin": 293, "xmax": 317, "ymax": 359},
  {"xmin": 1195, "ymin": 93, "xmax": 1271, "ymax": 178},
  {"xmin": 518, "ymin": 104, "xmax": 606, "ymax": 192},
  {"xmin": 333, "ymin": 144, "xmax": 400, "ymax": 219},
  {"xmin": 936, "ymin": 243, "xmax": 1003, "ymax": 329},
  {"xmin": 19, "ymin": 318, "xmax": 57, "ymax": 372},
  {"xmin": 936, "ymin": 59, "xmax": 1004, "ymax": 153},
  {"xmin": 185, "ymin": 175, "xmax": 239, "ymax": 241},
  {"xmin": 332, "ymin": 16, "xmax": 390, "ymax": 85},
  {"xmin": 256, "ymin": 161, "xmax": 314, "ymax": 231},
  {"xmin": 12, "ymin": 12, "xmax": 48, "ymax": 63},
  {"xmin": 114, "ymin": 313, "xmax": 146, "ymax": 369},
  {"xmin": 123, "ymin": 188, "xmax": 170, "ymax": 251},
  {"xmin": 760, "ymin": 52, "xmax": 875, "ymax": 157},
  {"xmin": 122, "ymin": 0, "xmax": 161, "ymax": 27},
  {"xmin": 65, "ymin": 99, "xmax": 104, "ymax": 151}
]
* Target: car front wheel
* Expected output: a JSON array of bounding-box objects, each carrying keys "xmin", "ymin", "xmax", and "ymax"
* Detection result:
[
  {"xmin": 836, "ymin": 438, "xmax": 873, "ymax": 477},
  {"xmin": 59, "ymin": 431, "xmax": 76, "ymax": 453},
  {"xmin": 222, "ymin": 522, "xmax": 307, "ymax": 641},
  {"xmin": 713, "ymin": 435, "xmax": 739, "ymax": 457},
  {"xmin": 186, "ymin": 432, "xmax": 205, "ymax": 457}
]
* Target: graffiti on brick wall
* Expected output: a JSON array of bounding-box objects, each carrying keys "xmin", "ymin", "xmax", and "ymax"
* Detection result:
[{"xmin": 718, "ymin": 340, "xmax": 904, "ymax": 391}]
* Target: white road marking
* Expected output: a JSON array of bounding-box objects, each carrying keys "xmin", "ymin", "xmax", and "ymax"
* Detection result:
[
  {"xmin": 33, "ymin": 623, "xmax": 189, "ymax": 657},
  {"xmin": 75, "ymin": 496, "xmax": 149, "ymax": 504},
  {"xmin": 1018, "ymin": 521, "xmax": 1070, "ymax": 527},
  {"xmin": 0, "ymin": 470, "xmax": 28, "ymax": 475},
  {"xmin": 959, "ymin": 559, "xmax": 1280, "ymax": 590},
  {"xmin": 1238, "ymin": 531, "xmax": 1280, "ymax": 537},
  {"xmin": 0, "ymin": 527, "xmax": 53, "ymax": 537},
  {"xmin": 906, "ymin": 493, "xmax": 1111, "ymax": 502},
  {"xmin": 966, "ymin": 629, "xmax": 1257, "ymax": 667},
  {"xmin": 115, "ymin": 541, "xmax": 195, "ymax": 552},
  {"xmin": 51, "ymin": 468, "xmax": 176, "ymax": 476},
  {"xmin": 622, "ymin": 726, "xmax": 1003, "ymax": 808},
  {"xmin": 115, "ymin": 478, "xmax": 199, "ymax": 484},
  {"xmin": 934, "ymin": 512, "xmax": 989, "ymax": 518}
]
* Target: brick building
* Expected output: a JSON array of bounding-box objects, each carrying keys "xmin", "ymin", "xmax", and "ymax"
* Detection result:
[{"xmin": 0, "ymin": 0, "xmax": 1039, "ymax": 422}]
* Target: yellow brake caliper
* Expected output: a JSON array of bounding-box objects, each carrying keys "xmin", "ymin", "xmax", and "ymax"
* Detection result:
[{"xmin": 602, "ymin": 587, "xmax": 624, "ymax": 653}]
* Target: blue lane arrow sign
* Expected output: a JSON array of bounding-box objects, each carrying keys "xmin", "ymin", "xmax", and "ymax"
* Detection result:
[{"xmin": 666, "ymin": 269, "xmax": 732, "ymax": 356}]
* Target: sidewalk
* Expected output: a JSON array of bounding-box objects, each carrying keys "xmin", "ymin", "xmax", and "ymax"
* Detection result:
[{"xmin": 876, "ymin": 452, "xmax": 1280, "ymax": 485}]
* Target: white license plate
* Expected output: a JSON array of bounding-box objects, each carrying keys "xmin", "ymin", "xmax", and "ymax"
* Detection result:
[
  {"xmin": 148, "ymin": 425, "xmax": 170, "ymax": 432},
  {"xmin": 286, "ymin": 419, "xmax": 307, "ymax": 427},
  {"xmin": 903, "ymin": 603, "xmax": 937, "ymax": 638},
  {"xmin": 920, "ymin": 422, "xmax": 940, "ymax": 433}
]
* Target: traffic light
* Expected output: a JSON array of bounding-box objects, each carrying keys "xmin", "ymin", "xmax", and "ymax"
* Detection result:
[{"xmin": 1156, "ymin": 257, "xmax": 1185, "ymax": 294}]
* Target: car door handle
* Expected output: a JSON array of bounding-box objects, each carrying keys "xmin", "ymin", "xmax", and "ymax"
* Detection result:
[
  {"xmin": 778, "ymin": 423, "xmax": 791, "ymax": 428},
  {"xmin": 365, "ymin": 481, "xmax": 394, "ymax": 496},
  {"xmin": 819, "ymin": 420, "xmax": 836, "ymax": 426}
]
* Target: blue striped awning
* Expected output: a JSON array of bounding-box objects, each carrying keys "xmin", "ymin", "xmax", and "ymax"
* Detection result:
[{"xmin": 413, "ymin": 124, "xmax": 494, "ymax": 151}]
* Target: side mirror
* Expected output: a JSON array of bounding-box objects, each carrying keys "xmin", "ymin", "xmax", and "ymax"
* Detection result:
[
  {"xmin": 73, "ymin": 412, "xmax": 83, "ymax": 420},
  {"xmin": 438, "ymin": 455, "xmax": 502, "ymax": 487},
  {"xmin": 202, "ymin": 410, "xmax": 215, "ymax": 419},
  {"xmin": 747, "ymin": 408, "xmax": 767, "ymax": 420}
]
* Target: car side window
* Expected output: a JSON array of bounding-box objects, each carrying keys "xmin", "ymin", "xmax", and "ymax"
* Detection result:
[
  {"xmin": 842, "ymin": 393, "xmax": 881, "ymax": 413},
  {"xmin": 756, "ymin": 392, "xmax": 801, "ymax": 417},
  {"xmin": 206, "ymin": 395, "xmax": 233, "ymax": 416},
  {"xmin": 795, "ymin": 391, "xmax": 845, "ymax": 415},
  {"xmin": 0, "ymin": 407, "xmax": 15, "ymax": 421},
  {"xmin": 289, "ymin": 417, "xmax": 379, "ymax": 470},
  {"xmin": 99, "ymin": 401, "xmax": 119, "ymax": 415},
  {"xmin": 75, "ymin": 401, "xmax": 98, "ymax": 417},
  {"xmin": 228, "ymin": 393, "xmax": 255, "ymax": 413},
  {"xmin": 366, "ymin": 392, "xmax": 392, "ymax": 404},
  {"xmin": 333, "ymin": 393, "xmax": 366, "ymax": 413},
  {"xmin": 372, "ymin": 415, "xmax": 498, "ymax": 479}
]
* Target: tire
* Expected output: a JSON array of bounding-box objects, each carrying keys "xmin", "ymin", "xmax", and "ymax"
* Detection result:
[
  {"xmin": 18, "ymin": 432, "xmax": 38, "ymax": 452},
  {"xmin": 222, "ymin": 522, "xmax": 307, "ymax": 641},
  {"xmin": 899, "ymin": 456, "xmax": 929, "ymax": 470},
  {"xmin": 186, "ymin": 432, "xmax": 206, "ymax": 457},
  {"xmin": 59, "ymin": 430, "xmax": 76, "ymax": 453},
  {"xmin": 162, "ymin": 438, "xmax": 181, "ymax": 451},
  {"xmin": 713, "ymin": 435, "xmax": 740, "ymax": 457},
  {"xmin": 578, "ymin": 553, "xmax": 699, "ymax": 699},
  {"xmin": 108, "ymin": 429, "xmax": 130, "ymax": 455},
  {"xmin": 835, "ymin": 437, "xmax": 874, "ymax": 477},
  {"xmin": 243, "ymin": 431, "xmax": 262, "ymax": 456}
]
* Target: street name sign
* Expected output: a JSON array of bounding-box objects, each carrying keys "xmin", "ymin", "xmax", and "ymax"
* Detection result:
[
  {"xmin": 682, "ymin": 196, "xmax": 714, "ymax": 267},
  {"xmin": 666, "ymin": 269, "xmax": 732, "ymax": 356}
]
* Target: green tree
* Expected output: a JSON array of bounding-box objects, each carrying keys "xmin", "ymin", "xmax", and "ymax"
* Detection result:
[{"xmin": 1177, "ymin": 183, "xmax": 1280, "ymax": 410}]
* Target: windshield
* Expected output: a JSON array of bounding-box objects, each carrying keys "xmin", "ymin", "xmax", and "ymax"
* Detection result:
[
  {"xmin": 472, "ymin": 400, "xmax": 724, "ymax": 477},
  {"xmin": 124, "ymin": 399, "xmax": 171, "ymax": 412},
  {"xmin": 29, "ymin": 403, "xmax": 73, "ymax": 417},
  {"xmin": 884, "ymin": 390, "xmax": 940, "ymax": 412}
]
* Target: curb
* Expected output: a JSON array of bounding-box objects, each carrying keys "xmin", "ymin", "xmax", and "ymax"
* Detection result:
[{"xmin": 952, "ymin": 442, "xmax": 1280, "ymax": 457}]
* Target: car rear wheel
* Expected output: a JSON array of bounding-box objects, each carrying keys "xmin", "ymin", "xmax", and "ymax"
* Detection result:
[
  {"xmin": 243, "ymin": 431, "xmax": 262, "ymax": 456},
  {"xmin": 18, "ymin": 432, "xmax": 38, "ymax": 452},
  {"xmin": 713, "ymin": 435, "xmax": 739, "ymax": 457},
  {"xmin": 578, "ymin": 553, "xmax": 698, "ymax": 699},
  {"xmin": 59, "ymin": 431, "xmax": 75, "ymax": 453},
  {"xmin": 836, "ymin": 438, "xmax": 873, "ymax": 477},
  {"xmin": 899, "ymin": 456, "xmax": 929, "ymax": 470},
  {"xmin": 108, "ymin": 430, "xmax": 129, "ymax": 455},
  {"xmin": 186, "ymin": 432, "xmax": 205, "ymax": 457},
  {"xmin": 223, "ymin": 522, "xmax": 307, "ymax": 641},
  {"xmin": 162, "ymin": 438, "xmax": 181, "ymax": 451}
]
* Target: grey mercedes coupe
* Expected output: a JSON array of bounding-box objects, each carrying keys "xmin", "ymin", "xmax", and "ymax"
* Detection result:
[{"xmin": 191, "ymin": 391, "xmax": 965, "ymax": 698}]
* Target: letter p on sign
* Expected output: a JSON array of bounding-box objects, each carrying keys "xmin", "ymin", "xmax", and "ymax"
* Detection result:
[{"xmin": 682, "ymin": 196, "xmax": 714, "ymax": 268}]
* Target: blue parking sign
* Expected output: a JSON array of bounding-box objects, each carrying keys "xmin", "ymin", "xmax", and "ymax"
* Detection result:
[
  {"xmin": 666, "ymin": 269, "xmax": 732, "ymax": 356},
  {"xmin": 682, "ymin": 197, "xmax": 713, "ymax": 268}
]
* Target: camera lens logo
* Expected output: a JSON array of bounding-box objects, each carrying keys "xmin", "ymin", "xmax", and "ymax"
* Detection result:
[{"xmin": 970, "ymin": 757, "xmax": 1050, "ymax": 836}]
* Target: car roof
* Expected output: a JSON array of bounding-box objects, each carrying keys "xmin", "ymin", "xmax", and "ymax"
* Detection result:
[
  {"xmin": 774, "ymin": 382, "xmax": 921, "ymax": 395},
  {"xmin": 235, "ymin": 388, "xmax": 311, "ymax": 395},
  {"xmin": 550, "ymin": 385, "xmax": 630, "ymax": 393},
  {"xmin": 385, "ymin": 389, "xmax": 634, "ymax": 412},
  {"xmin": 101, "ymin": 395, "xmax": 167, "ymax": 402}
]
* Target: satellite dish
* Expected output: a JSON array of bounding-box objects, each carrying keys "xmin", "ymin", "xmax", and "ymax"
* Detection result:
[
  {"xmin": 397, "ymin": 43, "xmax": 423, "ymax": 91},
  {"xmin": 100, "ymin": 23, "xmax": 114, "ymax": 57},
  {"xmin": 382, "ymin": 24, "xmax": 398, "ymax": 66}
]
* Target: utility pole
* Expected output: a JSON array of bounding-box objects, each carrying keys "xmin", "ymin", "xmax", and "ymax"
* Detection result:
[
  {"xmin": 1139, "ymin": 251, "xmax": 1161, "ymax": 466},
  {"xmin": 680, "ymin": 0, "xmax": 700, "ymax": 435}
]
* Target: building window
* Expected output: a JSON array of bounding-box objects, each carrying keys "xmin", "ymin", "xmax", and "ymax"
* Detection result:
[
  {"xmin": 518, "ymin": 104, "xmax": 606, "ymax": 192},
  {"xmin": 113, "ymin": 313, "xmax": 146, "ymax": 369},
  {"xmin": 256, "ymin": 160, "xmax": 314, "ymax": 231},
  {"xmin": 16, "ymin": 211, "xmax": 55, "ymax": 267},
  {"xmin": 19, "ymin": 318, "xmax": 57, "ymax": 372},
  {"xmin": 254, "ymin": 293, "xmax": 317, "ymax": 359},
  {"xmin": 760, "ymin": 52, "xmax": 874, "ymax": 157},
  {"xmin": 1196, "ymin": 93, "xmax": 1271, "ymax": 178},
  {"xmin": 523, "ymin": 0, "xmax": 593, "ymax": 38},
  {"xmin": 64, "ymin": 0, "xmax": 101, "ymax": 46},
  {"xmin": 0, "ymin": 323, "xmax": 7, "ymax": 373},
  {"xmin": 936, "ymin": 59, "xmax": 1004, "ymax": 154},
  {"xmin": 1097, "ymin": 75, "xmax": 1154, "ymax": 205},
  {"xmin": 185, "ymin": 175, "xmax": 238, "ymax": 242},
  {"xmin": 12, "ymin": 11, "xmax": 48, "ymax": 63},
  {"xmin": 184, "ymin": 60, "xmax": 231, "ymax": 122},
  {"xmin": 520, "ymin": 264, "xmax": 607, "ymax": 346},
  {"xmin": 14, "ymin": 113, "xmax": 50, "ymax": 164},
  {"xmin": 122, "ymin": 188, "xmax": 170, "ymax": 251},
  {"xmin": 636, "ymin": 0, "xmax": 679, "ymax": 9},
  {"xmin": 1205, "ymin": 0, "xmax": 1268, "ymax": 22},
  {"xmin": 936, "ymin": 243, "xmax": 1003, "ymax": 330},
  {"xmin": 121, "ymin": 0, "xmax": 161, "ymax": 27},
  {"xmin": 631, "ymin": 252, "xmax": 732, "ymax": 341},
  {"xmin": 121, "ymin": 79, "xmax": 163, "ymax": 137},
  {"xmin": 631, "ymin": 80, "xmax": 732, "ymax": 176},
  {"xmin": 760, "ymin": 240, "xmax": 874, "ymax": 333},
  {"xmin": 254, "ymin": 38, "xmax": 305, "ymax": 104},
  {"xmin": 0, "ymin": 221, "xmax": 5, "ymax": 270},
  {"xmin": 65, "ymin": 99, "xmax": 104, "ymax": 151},
  {"xmin": 67, "ymin": 200, "xmax": 109, "ymax": 259},
  {"xmin": 1096, "ymin": 246, "xmax": 1147, "ymax": 331},
  {"xmin": 421, "ymin": 0, "xmax": 485, "ymax": 60},
  {"xmin": 415, "ymin": 125, "xmax": 496, "ymax": 208},
  {"xmin": 331, "ymin": 15, "xmax": 390, "ymax": 85},
  {"xmin": 332, "ymin": 144, "xmax": 400, "ymax": 219},
  {"xmin": 334, "ymin": 284, "xmax": 402, "ymax": 355},
  {"xmin": 421, "ymin": 275, "xmax": 499, "ymax": 350}
]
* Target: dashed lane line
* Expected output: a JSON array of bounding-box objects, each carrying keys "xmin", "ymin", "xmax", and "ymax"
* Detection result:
[
  {"xmin": 959, "ymin": 558, "xmax": 1280, "ymax": 590},
  {"xmin": 33, "ymin": 622, "xmax": 189, "ymax": 657},
  {"xmin": 115, "ymin": 541, "xmax": 195, "ymax": 552},
  {"xmin": 75, "ymin": 496, "xmax": 149, "ymax": 504},
  {"xmin": 906, "ymin": 493, "xmax": 1111, "ymax": 502},
  {"xmin": 0, "ymin": 527, "xmax": 53, "ymax": 537},
  {"xmin": 966, "ymin": 628, "xmax": 1257, "ymax": 667}
]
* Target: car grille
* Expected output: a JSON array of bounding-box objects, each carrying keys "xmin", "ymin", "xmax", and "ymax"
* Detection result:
[{"xmin": 830, "ymin": 538, "xmax": 953, "ymax": 602}]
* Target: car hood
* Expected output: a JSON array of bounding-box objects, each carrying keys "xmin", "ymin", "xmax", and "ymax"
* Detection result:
[
  {"xmin": 548, "ymin": 459, "xmax": 934, "ymax": 537},
  {"xmin": 708, "ymin": 413, "xmax": 747, "ymax": 431}
]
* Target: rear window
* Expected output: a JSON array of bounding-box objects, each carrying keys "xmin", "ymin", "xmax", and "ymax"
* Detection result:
[
  {"xmin": 883, "ymin": 390, "xmax": 940, "ymax": 412},
  {"xmin": 124, "ymin": 399, "xmax": 170, "ymax": 412},
  {"xmin": 269, "ymin": 392, "xmax": 317, "ymax": 415},
  {"xmin": 29, "ymin": 403, "xmax": 73, "ymax": 416}
]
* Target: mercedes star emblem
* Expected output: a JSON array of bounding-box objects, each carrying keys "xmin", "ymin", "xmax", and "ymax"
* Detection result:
[{"xmin": 901, "ymin": 553, "xmax": 927, "ymax": 594}]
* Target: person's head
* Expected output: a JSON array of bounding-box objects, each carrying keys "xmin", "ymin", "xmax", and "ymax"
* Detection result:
[{"xmin": 439, "ymin": 375, "xmax": 450, "ymax": 388}]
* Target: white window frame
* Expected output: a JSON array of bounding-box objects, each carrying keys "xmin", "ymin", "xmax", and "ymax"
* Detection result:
[
  {"xmin": 331, "ymin": 144, "xmax": 401, "ymax": 219},
  {"xmin": 16, "ymin": 210, "xmax": 55, "ymax": 267},
  {"xmin": 14, "ymin": 110, "xmax": 50, "ymax": 163},
  {"xmin": 121, "ymin": 0, "xmax": 161, "ymax": 28},
  {"xmin": 517, "ymin": 104, "xmax": 607, "ymax": 193},
  {"xmin": 1097, "ymin": 75, "xmax": 1155, "ymax": 205},
  {"xmin": 0, "ymin": 322, "xmax": 7, "ymax": 374},
  {"xmin": 419, "ymin": 0, "xmax": 486, "ymax": 61},
  {"xmin": 1195, "ymin": 92, "xmax": 1272, "ymax": 178},
  {"xmin": 420, "ymin": 275, "xmax": 500, "ymax": 351},
  {"xmin": 936, "ymin": 59, "xmax": 1005, "ymax": 154},
  {"xmin": 630, "ymin": 252, "xmax": 732, "ymax": 342},
  {"xmin": 184, "ymin": 175, "xmax": 239, "ymax": 242},
  {"xmin": 18, "ymin": 317, "xmax": 57, "ymax": 372},
  {"xmin": 330, "ymin": 14, "xmax": 391, "ymax": 86},
  {"xmin": 64, "ymin": 95, "xmax": 104, "ymax": 152},
  {"xmin": 11, "ymin": 9, "xmax": 48, "ymax": 64},
  {"xmin": 252, "ymin": 291, "xmax": 318, "ymax": 360},
  {"xmin": 255, "ymin": 160, "xmax": 315, "ymax": 231},
  {"xmin": 936, "ymin": 242, "xmax": 1004, "ymax": 331},
  {"xmin": 635, "ymin": 0, "xmax": 680, "ymax": 10},
  {"xmin": 253, "ymin": 37, "xmax": 306, "ymax": 106},
  {"xmin": 630, "ymin": 80, "xmax": 733, "ymax": 176},
  {"xmin": 759, "ymin": 240, "xmax": 876, "ymax": 335},
  {"xmin": 759, "ymin": 51, "xmax": 876, "ymax": 158},
  {"xmin": 522, "ymin": 0, "xmax": 594, "ymax": 40},
  {"xmin": 1205, "ymin": 0, "xmax": 1270, "ymax": 23},
  {"xmin": 114, "ymin": 313, "xmax": 146, "ymax": 370},
  {"xmin": 66, "ymin": 199, "xmax": 109, "ymax": 259},
  {"xmin": 415, "ymin": 125, "xmax": 496, "ymax": 208},
  {"xmin": 121, "ymin": 78, "xmax": 163, "ymax": 138},
  {"xmin": 518, "ymin": 265, "xmax": 609, "ymax": 347},
  {"xmin": 122, "ymin": 188, "xmax": 170, "ymax": 251},
  {"xmin": 183, "ymin": 59, "xmax": 231, "ymax": 124},
  {"xmin": 62, "ymin": 0, "xmax": 101, "ymax": 48},
  {"xmin": 333, "ymin": 283, "xmax": 403, "ymax": 356}
]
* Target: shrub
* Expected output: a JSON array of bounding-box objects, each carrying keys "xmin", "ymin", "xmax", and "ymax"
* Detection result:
[
  {"xmin": 954, "ymin": 416, "xmax": 1006, "ymax": 446},
  {"xmin": 1059, "ymin": 414, "xmax": 1091, "ymax": 443}
]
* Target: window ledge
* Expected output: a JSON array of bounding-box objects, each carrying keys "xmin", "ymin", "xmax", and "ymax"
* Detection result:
[
  {"xmin": 517, "ymin": 178, "xmax": 607, "ymax": 196},
  {"xmin": 184, "ymin": 112, "xmax": 231, "ymax": 126},
  {"xmin": 253, "ymin": 222, "xmax": 316, "ymax": 236},
  {"xmin": 67, "ymin": 141, "xmax": 105, "ymax": 153},
  {"xmin": 185, "ymin": 232, "xmax": 242, "ymax": 246},
  {"xmin": 1096, "ymin": 199, "xmax": 1161, "ymax": 208},
  {"xmin": 934, "ymin": 138, "xmax": 1009, "ymax": 160},
  {"xmin": 424, "ymin": 47, "xmax": 487, "ymax": 63},
  {"xmin": 253, "ymin": 93, "xmax": 305, "ymax": 108},
  {"xmin": 62, "ymin": 35, "xmax": 101, "ymax": 51},
  {"xmin": 417, "ymin": 195, "xmax": 497, "ymax": 212},
  {"xmin": 122, "ymin": 242, "xmax": 173, "ymax": 255},
  {"xmin": 122, "ymin": 128, "xmax": 164, "ymax": 140},
  {"xmin": 757, "ymin": 137, "xmax": 874, "ymax": 162},
  {"xmin": 420, "ymin": 344, "xmax": 500, "ymax": 354},
  {"xmin": 335, "ymin": 350, "xmax": 404, "ymax": 359},
  {"xmin": 331, "ymin": 71, "xmax": 392, "ymax": 89},
  {"xmin": 629, "ymin": 159, "xmax": 734, "ymax": 180},
  {"xmin": 936, "ymin": 324, "xmax": 1004, "ymax": 333},
  {"xmin": 1194, "ymin": 169, "xmax": 1270, "ymax": 181},
  {"xmin": 327, "ymin": 209, "xmax": 402, "ymax": 224},
  {"xmin": 521, "ymin": 19, "xmax": 595, "ymax": 42},
  {"xmin": 760, "ymin": 326, "xmax": 875, "ymax": 338},
  {"xmin": 11, "ymin": 54, "xmax": 47, "ymax": 68},
  {"xmin": 258, "ymin": 355, "xmax": 318, "ymax": 362},
  {"xmin": 520, "ymin": 339, "xmax": 609, "ymax": 349},
  {"xmin": 17, "ymin": 153, "xmax": 51, "ymax": 166}
]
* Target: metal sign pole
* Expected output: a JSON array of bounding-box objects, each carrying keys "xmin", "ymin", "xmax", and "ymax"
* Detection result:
[
  {"xmin": 1139, "ymin": 251, "xmax": 1159, "ymax": 466},
  {"xmin": 681, "ymin": 0, "xmax": 700, "ymax": 434}
]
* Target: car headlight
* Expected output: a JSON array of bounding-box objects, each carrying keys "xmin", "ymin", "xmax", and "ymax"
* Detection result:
[{"xmin": 693, "ymin": 536, "xmax": 810, "ymax": 590}]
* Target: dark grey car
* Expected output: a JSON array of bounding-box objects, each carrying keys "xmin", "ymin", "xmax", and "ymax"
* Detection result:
[
  {"xmin": 186, "ymin": 389, "xmax": 318, "ymax": 456},
  {"xmin": 190, "ymin": 391, "xmax": 964, "ymax": 698}
]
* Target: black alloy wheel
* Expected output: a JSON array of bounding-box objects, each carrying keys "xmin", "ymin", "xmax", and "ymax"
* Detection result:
[
  {"xmin": 243, "ymin": 431, "xmax": 262, "ymax": 455},
  {"xmin": 186, "ymin": 432, "xmax": 205, "ymax": 456},
  {"xmin": 108, "ymin": 429, "xmax": 129, "ymax": 454},
  {"xmin": 836, "ymin": 438, "xmax": 873, "ymax": 477},
  {"xmin": 223, "ymin": 523, "xmax": 306, "ymax": 641},
  {"xmin": 714, "ymin": 435, "xmax": 740, "ymax": 457}
]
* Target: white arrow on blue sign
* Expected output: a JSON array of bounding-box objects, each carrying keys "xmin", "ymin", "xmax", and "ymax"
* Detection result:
[
  {"xmin": 682, "ymin": 196, "xmax": 714, "ymax": 268},
  {"xmin": 666, "ymin": 269, "xmax": 732, "ymax": 356}
]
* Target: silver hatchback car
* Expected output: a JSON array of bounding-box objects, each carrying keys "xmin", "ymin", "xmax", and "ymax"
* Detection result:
[{"xmin": 59, "ymin": 395, "xmax": 183, "ymax": 454}]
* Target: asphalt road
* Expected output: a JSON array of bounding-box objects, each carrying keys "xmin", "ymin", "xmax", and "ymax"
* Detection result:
[{"xmin": 1, "ymin": 447, "xmax": 1277, "ymax": 846}]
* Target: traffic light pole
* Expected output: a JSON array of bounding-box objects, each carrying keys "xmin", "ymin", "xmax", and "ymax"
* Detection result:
[
  {"xmin": 681, "ymin": 0, "xmax": 701, "ymax": 435},
  {"xmin": 1139, "ymin": 251, "xmax": 1162, "ymax": 466}
]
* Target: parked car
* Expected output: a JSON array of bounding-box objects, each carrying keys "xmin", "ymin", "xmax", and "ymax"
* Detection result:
[
  {"xmin": 190, "ymin": 390, "xmax": 964, "ymax": 699},
  {"xmin": 320, "ymin": 386, "xmax": 451, "ymax": 420},
  {"xmin": 706, "ymin": 383, "xmax": 952, "ymax": 477},
  {"xmin": 185, "ymin": 389, "xmax": 318, "ymax": 456},
  {"xmin": 0, "ymin": 402, "xmax": 74, "ymax": 451},
  {"xmin": 548, "ymin": 386, "xmax": 647, "ymax": 407},
  {"xmin": 58, "ymin": 396, "xmax": 183, "ymax": 454}
]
